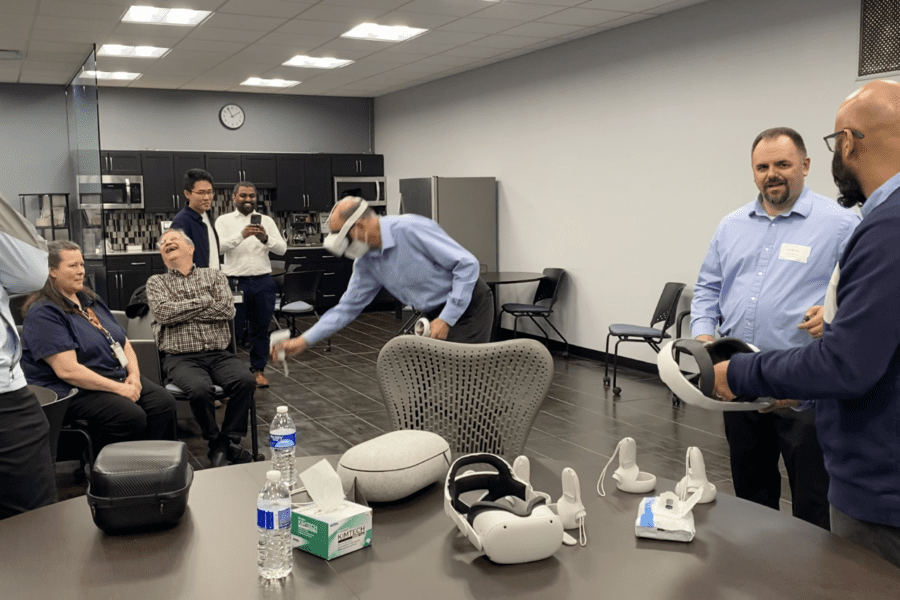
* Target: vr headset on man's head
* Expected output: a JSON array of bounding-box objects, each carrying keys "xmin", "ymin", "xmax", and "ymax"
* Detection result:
[{"xmin": 323, "ymin": 198, "xmax": 371, "ymax": 259}]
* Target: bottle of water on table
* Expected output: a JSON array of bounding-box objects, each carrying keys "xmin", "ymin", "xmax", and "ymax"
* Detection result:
[
  {"xmin": 270, "ymin": 406, "xmax": 296, "ymax": 486},
  {"xmin": 257, "ymin": 470, "xmax": 292, "ymax": 580}
]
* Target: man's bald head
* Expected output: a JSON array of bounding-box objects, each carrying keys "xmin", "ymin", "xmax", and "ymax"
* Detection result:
[
  {"xmin": 832, "ymin": 80, "xmax": 900, "ymax": 204},
  {"xmin": 327, "ymin": 197, "xmax": 381, "ymax": 249}
]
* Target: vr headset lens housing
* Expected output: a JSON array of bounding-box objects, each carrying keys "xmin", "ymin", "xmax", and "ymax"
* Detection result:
[{"xmin": 323, "ymin": 199, "xmax": 370, "ymax": 258}]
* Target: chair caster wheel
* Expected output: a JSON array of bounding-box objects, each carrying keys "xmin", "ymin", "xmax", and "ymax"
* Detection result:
[
  {"xmin": 613, "ymin": 387, "xmax": 622, "ymax": 395},
  {"xmin": 603, "ymin": 377, "xmax": 610, "ymax": 387},
  {"xmin": 254, "ymin": 454, "xmax": 265, "ymax": 462}
]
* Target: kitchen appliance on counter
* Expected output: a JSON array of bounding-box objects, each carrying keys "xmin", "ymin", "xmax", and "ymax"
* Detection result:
[
  {"xmin": 82, "ymin": 175, "xmax": 143, "ymax": 209},
  {"xmin": 398, "ymin": 177, "xmax": 497, "ymax": 272},
  {"xmin": 288, "ymin": 213, "xmax": 322, "ymax": 246},
  {"xmin": 334, "ymin": 177, "xmax": 386, "ymax": 212}
]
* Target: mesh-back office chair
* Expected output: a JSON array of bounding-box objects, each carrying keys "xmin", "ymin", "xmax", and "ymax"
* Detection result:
[
  {"xmin": 274, "ymin": 269, "xmax": 330, "ymax": 350},
  {"xmin": 500, "ymin": 268, "xmax": 569, "ymax": 357},
  {"xmin": 31, "ymin": 384, "xmax": 79, "ymax": 463},
  {"xmin": 377, "ymin": 336, "xmax": 554, "ymax": 458},
  {"xmin": 603, "ymin": 282, "xmax": 686, "ymax": 396}
]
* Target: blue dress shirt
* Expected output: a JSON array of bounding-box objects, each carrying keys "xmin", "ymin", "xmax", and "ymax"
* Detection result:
[
  {"xmin": 22, "ymin": 292, "xmax": 128, "ymax": 397},
  {"xmin": 302, "ymin": 215, "xmax": 480, "ymax": 345},
  {"xmin": 691, "ymin": 188, "xmax": 859, "ymax": 352}
]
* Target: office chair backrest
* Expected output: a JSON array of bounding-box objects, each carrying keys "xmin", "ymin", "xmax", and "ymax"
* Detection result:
[
  {"xmin": 111, "ymin": 310, "xmax": 129, "ymax": 334},
  {"xmin": 649, "ymin": 282, "xmax": 687, "ymax": 333},
  {"xmin": 130, "ymin": 339, "xmax": 162, "ymax": 385},
  {"xmin": 32, "ymin": 384, "xmax": 76, "ymax": 463},
  {"xmin": 533, "ymin": 268, "xmax": 566, "ymax": 309},
  {"xmin": 9, "ymin": 293, "xmax": 29, "ymax": 326},
  {"xmin": 377, "ymin": 336, "xmax": 554, "ymax": 458},
  {"xmin": 282, "ymin": 270, "xmax": 323, "ymax": 307}
]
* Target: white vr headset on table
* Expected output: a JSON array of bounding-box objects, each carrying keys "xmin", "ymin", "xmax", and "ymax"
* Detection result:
[{"xmin": 322, "ymin": 198, "xmax": 371, "ymax": 259}]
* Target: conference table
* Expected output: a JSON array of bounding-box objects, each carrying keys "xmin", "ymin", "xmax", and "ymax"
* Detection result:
[
  {"xmin": 481, "ymin": 271, "xmax": 544, "ymax": 341},
  {"xmin": 0, "ymin": 454, "xmax": 896, "ymax": 599}
]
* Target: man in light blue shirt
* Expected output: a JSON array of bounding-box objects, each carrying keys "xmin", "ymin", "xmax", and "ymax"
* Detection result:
[
  {"xmin": 691, "ymin": 127, "xmax": 859, "ymax": 530},
  {"xmin": 276, "ymin": 197, "xmax": 493, "ymax": 357}
]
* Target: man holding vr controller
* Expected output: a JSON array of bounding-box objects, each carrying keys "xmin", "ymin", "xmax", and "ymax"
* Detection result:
[{"xmin": 272, "ymin": 196, "xmax": 493, "ymax": 359}]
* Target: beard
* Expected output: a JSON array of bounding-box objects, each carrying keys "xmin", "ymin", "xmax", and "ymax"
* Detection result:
[
  {"xmin": 832, "ymin": 149, "xmax": 867, "ymax": 208},
  {"xmin": 237, "ymin": 201, "xmax": 255, "ymax": 215},
  {"xmin": 761, "ymin": 178, "xmax": 790, "ymax": 205}
]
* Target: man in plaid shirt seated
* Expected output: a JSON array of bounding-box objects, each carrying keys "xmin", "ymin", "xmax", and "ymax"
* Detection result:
[{"xmin": 146, "ymin": 228, "xmax": 255, "ymax": 468}]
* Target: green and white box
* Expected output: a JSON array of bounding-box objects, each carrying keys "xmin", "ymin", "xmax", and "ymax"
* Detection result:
[{"xmin": 291, "ymin": 501, "xmax": 372, "ymax": 560}]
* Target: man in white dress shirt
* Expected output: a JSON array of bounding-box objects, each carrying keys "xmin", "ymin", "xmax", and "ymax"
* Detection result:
[{"xmin": 215, "ymin": 182, "xmax": 286, "ymax": 387}]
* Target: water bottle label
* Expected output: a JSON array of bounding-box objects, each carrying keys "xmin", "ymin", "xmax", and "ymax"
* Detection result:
[
  {"xmin": 257, "ymin": 507, "xmax": 291, "ymax": 530},
  {"xmin": 270, "ymin": 432, "xmax": 296, "ymax": 449}
]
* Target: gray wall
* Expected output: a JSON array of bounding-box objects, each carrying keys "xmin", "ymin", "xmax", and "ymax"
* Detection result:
[
  {"xmin": 0, "ymin": 84, "xmax": 70, "ymax": 202},
  {"xmin": 375, "ymin": 0, "xmax": 866, "ymax": 361},
  {"xmin": 97, "ymin": 88, "xmax": 373, "ymax": 153}
]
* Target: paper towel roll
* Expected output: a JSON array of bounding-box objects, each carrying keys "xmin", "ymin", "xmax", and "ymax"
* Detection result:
[{"xmin": 414, "ymin": 317, "xmax": 430, "ymax": 337}]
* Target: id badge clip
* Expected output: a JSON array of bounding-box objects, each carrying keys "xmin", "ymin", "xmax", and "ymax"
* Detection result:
[{"xmin": 111, "ymin": 341, "xmax": 129, "ymax": 368}]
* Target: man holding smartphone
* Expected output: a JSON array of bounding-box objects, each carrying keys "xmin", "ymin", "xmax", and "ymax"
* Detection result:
[{"xmin": 215, "ymin": 181, "xmax": 286, "ymax": 387}]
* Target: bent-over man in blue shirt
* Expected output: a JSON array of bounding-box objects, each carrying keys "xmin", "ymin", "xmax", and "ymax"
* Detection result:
[
  {"xmin": 275, "ymin": 197, "xmax": 493, "ymax": 358},
  {"xmin": 691, "ymin": 127, "xmax": 859, "ymax": 530}
]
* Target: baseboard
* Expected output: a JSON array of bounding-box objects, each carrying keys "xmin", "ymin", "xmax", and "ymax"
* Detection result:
[{"xmin": 496, "ymin": 328, "xmax": 659, "ymax": 375}]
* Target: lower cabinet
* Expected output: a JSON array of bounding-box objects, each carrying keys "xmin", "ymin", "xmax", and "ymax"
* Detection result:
[
  {"xmin": 279, "ymin": 248, "xmax": 393, "ymax": 310},
  {"xmin": 106, "ymin": 255, "xmax": 153, "ymax": 310}
]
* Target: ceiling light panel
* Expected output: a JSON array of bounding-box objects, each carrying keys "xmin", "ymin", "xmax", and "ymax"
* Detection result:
[
  {"xmin": 342, "ymin": 23, "xmax": 427, "ymax": 42},
  {"xmin": 122, "ymin": 6, "xmax": 212, "ymax": 26},
  {"xmin": 83, "ymin": 70, "xmax": 142, "ymax": 80},
  {"xmin": 98, "ymin": 44, "xmax": 169, "ymax": 58},
  {"xmin": 283, "ymin": 55, "xmax": 354, "ymax": 69},
  {"xmin": 241, "ymin": 77, "xmax": 299, "ymax": 88}
]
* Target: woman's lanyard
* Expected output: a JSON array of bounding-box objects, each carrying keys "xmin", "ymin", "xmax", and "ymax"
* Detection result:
[{"xmin": 76, "ymin": 305, "xmax": 129, "ymax": 368}]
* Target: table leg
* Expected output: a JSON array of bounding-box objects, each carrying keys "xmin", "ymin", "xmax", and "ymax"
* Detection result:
[{"xmin": 489, "ymin": 283, "xmax": 500, "ymax": 342}]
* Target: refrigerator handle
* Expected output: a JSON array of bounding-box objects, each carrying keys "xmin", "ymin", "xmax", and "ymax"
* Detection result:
[
  {"xmin": 375, "ymin": 180, "xmax": 381, "ymax": 204},
  {"xmin": 398, "ymin": 192, "xmax": 404, "ymax": 215}
]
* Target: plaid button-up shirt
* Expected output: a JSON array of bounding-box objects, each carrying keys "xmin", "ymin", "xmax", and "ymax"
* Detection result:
[{"xmin": 146, "ymin": 266, "xmax": 235, "ymax": 355}]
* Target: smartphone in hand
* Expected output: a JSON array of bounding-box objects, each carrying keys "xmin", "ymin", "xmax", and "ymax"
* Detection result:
[{"xmin": 250, "ymin": 214, "xmax": 261, "ymax": 225}]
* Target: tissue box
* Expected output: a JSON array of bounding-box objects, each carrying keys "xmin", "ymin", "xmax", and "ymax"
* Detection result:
[{"xmin": 291, "ymin": 500, "xmax": 372, "ymax": 560}]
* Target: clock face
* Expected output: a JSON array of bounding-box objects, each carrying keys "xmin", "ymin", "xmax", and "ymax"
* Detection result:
[{"xmin": 220, "ymin": 104, "xmax": 245, "ymax": 129}]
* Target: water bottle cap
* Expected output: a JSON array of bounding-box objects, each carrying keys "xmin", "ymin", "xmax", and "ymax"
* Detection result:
[
  {"xmin": 267, "ymin": 470, "xmax": 282, "ymax": 481},
  {"xmin": 276, "ymin": 406, "xmax": 288, "ymax": 413}
]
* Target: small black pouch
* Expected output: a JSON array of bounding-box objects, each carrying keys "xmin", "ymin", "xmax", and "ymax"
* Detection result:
[{"xmin": 86, "ymin": 440, "xmax": 193, "ymax": 534}]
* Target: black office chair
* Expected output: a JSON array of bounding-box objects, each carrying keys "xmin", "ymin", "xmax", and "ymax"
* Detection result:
[
  {"xmin": 32, "ymin": 384, "xmax": 79, "ymax": 464},
  {"xmin": 274, "ymin": 269, "xmax": 330, "ymax": 350},
  {"xmin": 500, "ymin": 268, "xmax": 569, "ymax": 357},
  {"xmin": 9, "ymin": 293, "xmax": 29, "ymax": 325},
  {"xmin": 603, "ymin": 282, "xmax": 686, "ymax": 396}
]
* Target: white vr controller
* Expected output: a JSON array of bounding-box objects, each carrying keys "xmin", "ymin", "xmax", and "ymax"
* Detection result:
[
  {"xmin": 657, "ymin": 337, "xmax": 775, "ymax": 412},
  {"xmin": 675, "ymin": 447, "xmax": 717, "ymax": 504},
  {"xmin": 514, "ymin": 457, "xmax": 586, "ymax": 547},
  {"xmin": 597, "ymin": 437, "xmax": 657, "ymax": 496}
]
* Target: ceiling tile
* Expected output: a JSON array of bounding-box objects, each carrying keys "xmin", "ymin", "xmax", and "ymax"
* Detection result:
[
  {"xmin": 600, "ymin": 13, "xmax": 656, "ymax": 27},
  {"xmin": 314, "ymin": 38, "xmax": 391, "ymax": 55},
  {"xmin": 180, "ymin": 81, "xmax": 232, "ymax": 91},
  {"xmin": 24, "ymin": 51, "xmax": 92, "ymax": 65},
  {"xmin": 201, "ymin": 13, "xmax": 288, "ymax": 32},
  {"xmin": 497, "ymin": 0, "xmax": 582, "ymax": 6},
  {"xmin": 644, "ymin": 0, "xmax": 710, "ymax": 14},
  {"xmin": 24, "ymin": 41, "xmax": 93, "ymax": 54},
  {"xmin": 395, "ymin": 0, "xmax": 487, "ymax": 18},
  {"xmin": 217, "ymin": 0, "xmax": 310, "ymax": 19},
  {"xmin": 437, "ymin": 17, "xmax": 521, "ymax": 35},
  {"xmin": 109, "ymin": 23, "xmax": 194, "ymax": 41},
  {"xmin": 19, "ymin": 71, "xmax": 68, "ymax": 84},
  {"xmin": 293, "ymin": 4, "xmax": 391, "ymax": 24},
  {"xmin": 2, "ymin": 14, "xmax": 39, "ymax": 30},
  {"xmin": 440, "ymin": 44, "xmax": 512, "ymax": 59},
  {"xmin": 30, "ymin": 28, "xmax": 104, "ymax": 44},
  {"xmin": 20, "ymin": 60, "xmax": 82, "ymax": 74},
  {"xmin": 320, "ymin": 0, "xmax": 410, "ymax": 11},
  {"xmin": 500, "ymin": 22, "xmax": 584, "ymax": 38},
  {"xmin": 274, "ymin": 19, "xmax": 350, "ymax": 37},
  {"xmin": 0, "ymin": 0, "xmax": 38, "ymax": 17},
  {"xmin": 174, "ymin": 39, "xmax": 248, "ymax": 54},
  {"xmin": 537, "ymin": 8, "xmax": 631, "ymax": 27},
  {"xmin": 475, "ymin": 2, "xmax": 567, "ymax": 21},
  {"xmin": 0, "ymin": 28, "xmax": 29, "ymax": 47},
  {"xmin": 578, "ymin": 0, "xmax": 670, "ymax": 10},
  {"xmin": 187, "ymin": 27, "xmax": 268, "ymax": 43},
  {"xmin": 468, "ymin": 34, "xmax": 546, "ymax": 49},
  {"xmin": 38, "ymin": 1, "xmax": 126, "ymax": 21},
  {"xmin": 254, "ymin": 32, "xmax": 337, "ymax": 49},
  {"xmin": 34, "ymin": 15, "xmax": 118, "ymax": 34},
  {"xmin": 372, "ymin": 11, "xmax": 458, "ymax": 29}
]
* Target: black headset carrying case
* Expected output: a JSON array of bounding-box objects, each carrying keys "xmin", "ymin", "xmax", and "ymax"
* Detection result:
[{"xmin": 86, "ymin": 440, "xmax": 193, "ymax": 534}]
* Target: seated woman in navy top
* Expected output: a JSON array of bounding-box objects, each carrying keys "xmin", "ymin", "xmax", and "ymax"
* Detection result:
[{"xmin": 21, "ymin": 241, "xmax": 176, "ymax": 448}]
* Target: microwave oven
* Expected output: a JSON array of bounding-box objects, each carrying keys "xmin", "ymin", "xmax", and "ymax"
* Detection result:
[
  {"xmin": 94, "ymin": 175, "xmax": 144, "ymax": 209},
  {"xmin": 334, "ymin": 176, "xmax": 386, "ymax": 207}
]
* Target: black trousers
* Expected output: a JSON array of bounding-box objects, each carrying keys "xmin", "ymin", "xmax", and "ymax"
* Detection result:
[
  {"xmin": 427, "ymin": 277, "xmax": 494, "ymax": 344},
  {"xmin": 230, "ymin": 274, "xmax": 277, "ymax": 372},
  {"xmin": 162, "ymin": 350, "xmax": 255, "ymax": 446},
  {"xmin": 0, "ymin": 386, "xmax": 57, "ymax": 519},
  {"xmin": 67, "ymin": 376, "xmax": 177, "ymax": 449},
  {"xmin": 724, "ymin": 408, "xmax": 830, "ymax": 529}
]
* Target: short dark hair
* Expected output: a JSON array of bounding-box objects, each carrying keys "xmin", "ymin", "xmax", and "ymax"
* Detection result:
[
  {"xmin": 183, "ymin": 168, "xmax": 213, "ymax": 193},
  {"xmin": 752, "ymin": 127, "xmax": 807, "ymax": 157},
  {"xmin": 232, "ymin": 181, "xmax": 257, "ymax": 196}
]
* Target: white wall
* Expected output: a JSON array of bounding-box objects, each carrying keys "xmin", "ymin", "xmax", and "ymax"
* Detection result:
[{"xmin": 375, "ymin": 0, "xmax": 868, "ymax": 363}]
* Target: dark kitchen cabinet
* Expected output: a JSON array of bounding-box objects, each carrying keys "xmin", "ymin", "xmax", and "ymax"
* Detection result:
[
  {"xmin": 101, "ymin": 151, "xmax": 141, "ymax": 175},
  {"xmin": 172, "ymin": 152, "xmax": 206, "ymax": 199},
  {"xmin": 332, "ymin": 154, "xmax": 383, "ymax": 177},
  {"xmin": 106, "ymin": 255, "xmax": 153, "ymax": 310},
  {"xmin": 206, "ymin": 153, "xmax": 276, "ymax": 187},
  {"xmin": 274, "ymin": 154, "xmax": 333, "ymax": 212},
  {"xmin": 141, "ymin": 152, "xmax": 178, "ymax": 212}
]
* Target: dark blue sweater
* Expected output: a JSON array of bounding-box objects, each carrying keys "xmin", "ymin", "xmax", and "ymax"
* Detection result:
[
  {"xmin": 171, "ymin": 206, "xmax": 218, "ymax": 269},
  {"xmin": 729, "ymin": 188, "xmax": 900, "ymax": 529}
]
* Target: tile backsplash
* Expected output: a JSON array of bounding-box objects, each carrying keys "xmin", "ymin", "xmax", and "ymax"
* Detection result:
[{"xmin": 103, "ymin": 188, "xmax": 296, "ymax": 251}]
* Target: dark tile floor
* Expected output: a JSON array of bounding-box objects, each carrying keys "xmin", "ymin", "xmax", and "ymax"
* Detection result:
[{"xmin": 59, "ymin": 311, "xmax": 793, "ymax": 515}]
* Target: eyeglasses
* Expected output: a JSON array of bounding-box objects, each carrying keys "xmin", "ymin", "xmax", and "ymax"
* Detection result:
[
  {"xmin": 189, "ymin": 189, "xmax": 215, "ymax": 197},
  {"xmin": 823, "ymin": 128, "xmax": 864, "ymax": 152},
  {"xmin": 237, "ymin": 193, "xmax": 256, "ymax": 199}
]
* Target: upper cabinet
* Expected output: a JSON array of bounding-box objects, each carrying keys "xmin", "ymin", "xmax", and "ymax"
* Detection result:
[
  {"xmin": 141, "ymin": 152, "xmax": 206, "ymax": 212},
  {"xmin": 101, "ymin": 151, "xmax": 141, "ymax": 175},
  {"xmin": 274, "ymin": 154, "xmax": 333, "ymax": 213},
  {"xmin": 206, "ymin": 153, "xmax": 277, "ymax": 187},
  {"xmin": 332, "ymin": 154, "xmax": 383, "ymax": 177}
]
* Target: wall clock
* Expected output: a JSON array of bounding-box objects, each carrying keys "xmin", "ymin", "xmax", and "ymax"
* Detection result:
[{"xmin": 219, "ymin": 103, "xmax": 245, "ymax": 130}]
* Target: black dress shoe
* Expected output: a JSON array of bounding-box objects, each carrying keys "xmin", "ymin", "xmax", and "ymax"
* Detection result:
[
  {"xmin": 226, "ymin": 442, "xmax": 253, "ymax": 464},
  {"xmin": 208, "ymin": 447, "xmax": 228, "ymax": 468}
]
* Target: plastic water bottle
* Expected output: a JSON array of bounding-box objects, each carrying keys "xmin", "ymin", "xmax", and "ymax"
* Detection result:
[
  {"xmin": 257, "ymin": 470, "xmax": 292, "ymax": 580},
  {"xmin": 270, "ymin": 406, "xmax": 296, "ymax": 486}
]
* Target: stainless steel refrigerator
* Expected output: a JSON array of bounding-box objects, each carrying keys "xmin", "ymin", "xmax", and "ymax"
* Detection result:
[{"xmin": 398, "ymin": 177, "xmax": 497, "ymax": 272}]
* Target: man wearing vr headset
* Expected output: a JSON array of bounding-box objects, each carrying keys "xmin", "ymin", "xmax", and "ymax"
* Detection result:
[
  {"xmin": 273, "ymin": 197, "xmax": 493, "ymax": 358},
  {"xmin": 714, "ymin": 80, "xmax": 900, "ymax": 568}
]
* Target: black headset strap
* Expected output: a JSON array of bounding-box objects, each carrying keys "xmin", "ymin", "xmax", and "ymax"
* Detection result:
[
  {"xmin": 672, "ymin": 339, "xmax": 715, "ymax": 397},
  {"xmin": 447, "ymin": 453, "xmax": 525, "ymax": 514}
]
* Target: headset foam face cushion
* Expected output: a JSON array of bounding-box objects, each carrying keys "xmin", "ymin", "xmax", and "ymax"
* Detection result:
[{"xmin": 337, "ymin": 430, "xmax": 452, "ymax": 502}]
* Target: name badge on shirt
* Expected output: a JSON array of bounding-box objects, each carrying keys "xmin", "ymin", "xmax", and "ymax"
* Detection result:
[
  {"xmin": 111, "ymin": 341, "xmax": 129, "ymax": 368},
  {"xmin": 778, "ymin": 243, "xmax": 811, "ymax": 263}
]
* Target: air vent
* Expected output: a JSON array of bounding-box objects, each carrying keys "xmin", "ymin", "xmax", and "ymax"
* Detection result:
[
  {"xmin": 0, "ymin": 49, "xmax": 23, "ymax": 60},
  {"xmin": 859, "ymin": 0, "xmax": 900, "ymax": 76}
]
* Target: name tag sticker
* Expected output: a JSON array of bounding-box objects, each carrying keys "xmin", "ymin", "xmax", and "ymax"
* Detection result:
[{"xmin": 778, "ymin": 243, "xmax": 811, "ymax": 263}]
